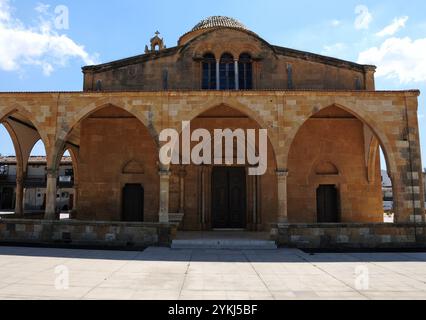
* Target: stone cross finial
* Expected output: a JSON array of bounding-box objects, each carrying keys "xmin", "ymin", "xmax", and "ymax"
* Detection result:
[{"xmin": 146, "ymin": 31, "xmax": 165, "ymax": 53}]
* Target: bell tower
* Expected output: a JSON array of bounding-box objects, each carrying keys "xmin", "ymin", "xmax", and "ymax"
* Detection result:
[{"xmin": 145, "ymin": 31, "xmax": 166, "ymax": 53}]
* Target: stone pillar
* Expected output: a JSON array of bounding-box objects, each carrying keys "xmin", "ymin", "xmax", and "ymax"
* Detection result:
[
  {"xmin": 72, "ymin": 183, "xmax": 78, "ymax": 213},
  {"xmin": 363, "ymin": 66, "xmax": 376, "ymax": 90},
  {"xmin": 216, "ymin": 59, "xmax": 220, "ymax": 90},
  {"xmin": 393, "ymin": 95, "xmax": 425, "ymax": 223},
  {"xmin": 178, "ymin": 167, "xmax": 186, "ymax": 214},
  {"xmin": 44, "ymin": 169, "xmax": 58, "ymax": 220},
  {"xmin": 234, "ymin": 59, "xmax": 239, "ymax": 90},
  {"xmin": 159, "ymin": 170, "xmax": 171, "ymax": 223},
  {"xmin": 276, "ymin": 169, "xmax": 289, "ymax": 223},
  {"xmin": 15, "ymin": 175, "xmax": 24, "ymax": 217}
]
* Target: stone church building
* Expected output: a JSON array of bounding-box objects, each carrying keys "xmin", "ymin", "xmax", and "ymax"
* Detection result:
[{"xmin": 0, "ymin": 17, "xmax": 424, "ymax": 247}]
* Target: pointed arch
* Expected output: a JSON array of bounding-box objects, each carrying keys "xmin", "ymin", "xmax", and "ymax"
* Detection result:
[
  {"xmin": 367, "ymin": 137, "xmax": 380, "ymax": 183},
  {"xmin": 286, "ymin": 103, "xmax": 397, "ymax": 223},
  {"xmin": 54, "ymin": 101, "xmax": 160, "ymax": 172},
  {"xmin": 63, "ymin": 100, "xmax": 159, "ymax": 147},
  {"xmin": 176, "ymin": 102, "xmax": 279, "ymax": 168},
  {"xmin": 0, "ymin": 106, "xmax": 49, "ymax": 151},
  {"xmin": 283, "ymin": 103, "xmax": 397, "ymax": 178}
]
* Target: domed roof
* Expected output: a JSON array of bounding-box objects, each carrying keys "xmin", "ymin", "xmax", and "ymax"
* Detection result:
[{"xmin": 191, "ymin": 16, "xmax": 248, "ymax": 32}]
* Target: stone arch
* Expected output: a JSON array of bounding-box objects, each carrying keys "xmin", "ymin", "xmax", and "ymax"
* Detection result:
[
  {"xmin": 0, "ymin": 108, "xmax": 49, "ymax": 216},
  {"xmin": 62, "ymin": 103, "xmax": 160, "ymax": 222},
  {"xmin": 64, "ymin": 100, "xmax": 158, "ymax": 146},
  {"xmin": 1, "ymin": 122, "xmax": 25, "ymax": 215},
  {"xmin": 314, "ymin": 160, "xmax": 340, "ymax": 176},
  {"xmin": 367, "ymin": 137, "xmax": 380, "ymax": 183},
  {"xmin": 65, "ymin": 147, "xmax": 79, "ymax": 188},
  {"xmin": 56, "ymin": 101, "xmax": 160, "ymax": 172},
  {"xmin": 283, "ymin": 103, "xmax": 397, "ymax": 178},
  {"xmin": 0, "ymin": 106, "xmax": 49, "ymax": 152},
  {"xmin": 1, "ymin": 122, "xmax": 24, "ymax": 168},
  {"xmin": 286, "ymin": 103, "xmax": 397, "ymax": 223},
  {"xmin": 176, "ymin": 101, "xmax": 279, "ymax": 166},
  {"xmin": 122, "ymin": 160, "xmax": 145, "ymax": 174}
]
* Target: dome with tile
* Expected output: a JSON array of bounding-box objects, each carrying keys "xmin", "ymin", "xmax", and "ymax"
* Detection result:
[{"xmin": 191, "ymin": 16, "xmax": 248, "ymax": 32}]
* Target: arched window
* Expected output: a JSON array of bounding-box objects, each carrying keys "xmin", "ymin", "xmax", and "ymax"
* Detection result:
[
  {"xmin": 219, "ymin": 53, "xmax": 235, "ymax": 90},
  {"xmin": 238, "ymin": 53, "xmax": 253, "ymax": 90},
  {"xmin": 202, "ymin": 53, "xmax": 217, "ymax": 90}
]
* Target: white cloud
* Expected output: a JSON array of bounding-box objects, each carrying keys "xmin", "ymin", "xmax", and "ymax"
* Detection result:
[
  {"xmin": 0, "ymin": 0, "xmax": 12, "ymax": 22},
  {"xmin": 354, "ymin": 5, "xmax": 373, "ymax": 30},
  {"xmin": 34, "ymin": 2, "xmax": 50, "ymax": 14},
  {"xmin": 331, "ymin": 20, "xmax": 341, "ymax": 27},
  {"xmin": 0, "ymin": 0, "xmax": 97, "ymax": 76},
  {"xmin": 322, "ymin": 43, "xmax": 346, "ymax": 56},
  {"xmin": 376, "ymin": 16, "xmax": 408, "ymax": 37},
  {"xmin": 358, "ymin": 37, "xmax": 426, "ymax": 83}
]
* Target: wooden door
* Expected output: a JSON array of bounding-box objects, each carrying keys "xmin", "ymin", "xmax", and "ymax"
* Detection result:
[
  {"xmin": 212, "ymin": 167, "xmax": 246, "ymax": 229},
  {"xmin": 122, "ymin": 184, "xmax": 144, "ymax": 222},
  {"xmin": 317, "ymin": 185, "xmax": 339, "ymax": 223}
]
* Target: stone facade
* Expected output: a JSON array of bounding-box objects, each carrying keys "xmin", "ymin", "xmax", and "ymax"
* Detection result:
[
  {"xmin": 0, "ymin": 16, "xmax": 424, "ymax": 241},
  {"xmin": 82, "ymin": 27, "xmax": 375, "ymax": 92}
]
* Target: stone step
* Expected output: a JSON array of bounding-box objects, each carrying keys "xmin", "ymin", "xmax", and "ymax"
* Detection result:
[{"xmin": 171, "ymin": 239, "xmax": 278, "ymax": 250}]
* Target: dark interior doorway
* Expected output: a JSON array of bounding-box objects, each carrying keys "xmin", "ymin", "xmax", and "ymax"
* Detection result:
[
  {"xmin": 211, "ymin": 167, "xmax": 246, "ymax": 229},
  {"xmin": 0, "ymin": 187, "xmax": 14, "ymax": 210},
  {"xmin": 317, "ymin": 185, "xmax": 339, "ymax": 223},
  {"xmin": 122, "ymin": 184, "xmax": 144, "ymax": 222}
]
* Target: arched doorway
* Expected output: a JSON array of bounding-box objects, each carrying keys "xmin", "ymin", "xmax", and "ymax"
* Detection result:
[
  {"xmin": 24, "ymin": 139, "xmax": 48, "ymax": 215},
  {"xmin": 0, "ymin": 124, "xmax": 16, "ymax": 212},
  {"xmin": 287, "ymin": 105, "xmax": 392, "ymax": 224},
  {"xmin": 173, "ymin": 104, "xmax": 278, "ymax": 231},
  {"xmin": 61, "ymin": 104, "xmax": 159, "ymax": 222},
  {"xmin": 0, "ymin": 110, "xmax": 46, "ymax": 217}
]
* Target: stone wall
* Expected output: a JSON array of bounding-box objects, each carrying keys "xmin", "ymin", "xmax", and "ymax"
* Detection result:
[
  {"xmin": 83, "ymin": 28, "xmax": 372, "ymax": 91},
  {"xmin": 287, "ymin": 106, "xmax": 383, "ymax": 223},
  {"xmin": 272, "ymin": 223, "xmax": 426, "ymax": 249},
  {"xmin": 0, "ymin": 90, "xmax": 423, "ymax": 226},
  {"xmin": 0, "ymin": 219, "xmax": 176, "ymax": 248},
  {"xmin": 171, "ymin": 105, "xmax": 278, "ymax": 231},
  {"xmin": 77, "ymin": 106, "xmax": 159, "ymax": 222}
]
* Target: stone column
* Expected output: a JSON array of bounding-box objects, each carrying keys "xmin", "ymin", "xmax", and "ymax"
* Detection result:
[
  {"xmin": 276, "ymin": 169, "xmax": 289, "ymax": 223},
  {"xmin": 178, "ymin": 167, "xmax": 186, "ymax": 214},
  {"xmin": 234, "ymin": 59, "xmax": 239, "ymax": 90},
  {"xmin": 159, "ymin": 170, "xmax": 171, "ymax": 223},
  {"xmin": 363, "ymin": 66, "xmax": 376, "ymax": 90},
  {"xmin": 15, "ymin": 175, "xmax": 24, "ymax": 217},
  {"xmin": 72, "ymin": 183, "xmax": 78, "ymax": 213},
  {"xmin": 44, "ymin": 169, "xmax": 58, "ymax": 220},
  {"xmin": 216, "ymin": 59, "xmax": 220, "ymax": 90}
]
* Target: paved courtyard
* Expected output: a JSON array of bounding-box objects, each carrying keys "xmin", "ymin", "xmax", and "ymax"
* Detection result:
[{"xmin": 0, "ymin": 246, "xmax": 425, "ymax": 300}]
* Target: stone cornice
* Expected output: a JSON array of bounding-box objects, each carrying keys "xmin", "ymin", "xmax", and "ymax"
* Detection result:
[{"xmin": 0, "ymin": 89, "xmax": 420, "ymax": 97}]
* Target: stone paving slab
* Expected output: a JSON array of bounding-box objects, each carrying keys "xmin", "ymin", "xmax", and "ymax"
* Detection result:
[{"xmin": 0, "ymin": 246, "xmax": 425, "ymax": 300}]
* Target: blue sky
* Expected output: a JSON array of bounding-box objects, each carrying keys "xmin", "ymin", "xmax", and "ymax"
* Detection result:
[{"xmin": 0, "ymin": 0, "xmax": 425, "ymax": 169}]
